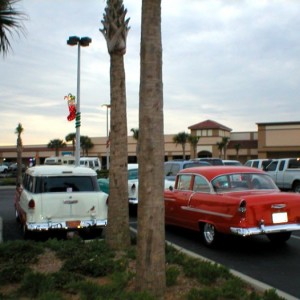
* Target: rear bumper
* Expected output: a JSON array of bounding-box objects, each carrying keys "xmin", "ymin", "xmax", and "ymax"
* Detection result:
[
  {"xmin": 26, "ymin": 219, "xmax": 107, "ymax": 231},
  {"xmin": 230, "ymin": 223, "xmax": 300, "ymax": 236},
  {"xmin": 129, "ymin": 198, "xmax": 138, "ymax": 205}
]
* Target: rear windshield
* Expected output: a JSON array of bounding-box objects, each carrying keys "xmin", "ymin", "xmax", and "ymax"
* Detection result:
[{"xmin": 31, "ymin": 176, "xmax": 99, "ymax": 193}]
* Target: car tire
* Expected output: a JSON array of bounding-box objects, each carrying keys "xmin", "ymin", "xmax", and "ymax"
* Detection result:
[
  {"xmin": 201, "ymin": 222, "xmax": 219, "ymax": 247},
  {"xmin": 267, "ymin": 232, "xmax": 291, "ymax": 243},
  {"xmin": 293, "ymin": 182, "xmax": 300, "ymax": 193}
]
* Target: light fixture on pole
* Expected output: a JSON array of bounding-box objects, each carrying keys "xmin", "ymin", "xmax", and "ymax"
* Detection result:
[
  {"xmin": 67, "ymin": 36, "xmax": 92, "ymax": 166},
  {"xmin": 101, "ymin": 103, "xmax": 111, "ymax": 170}
]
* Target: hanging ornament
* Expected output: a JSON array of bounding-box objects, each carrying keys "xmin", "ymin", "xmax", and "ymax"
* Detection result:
[{"xmin": 64, "ymin": 93, "xmax": 76, "ymax": 121}]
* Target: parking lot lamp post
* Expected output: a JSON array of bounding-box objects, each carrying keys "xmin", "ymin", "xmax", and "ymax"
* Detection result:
[
  {"xmin": 67, "ymin": 36, "xmax": 92, "ymax": 166},
  {"xmin": 101, "ymin": 103, "xmax": 111, "ymax": 169}
]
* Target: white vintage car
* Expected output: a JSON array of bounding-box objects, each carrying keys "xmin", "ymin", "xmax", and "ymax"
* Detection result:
[{"xmin": 14, "ymin": 165, "xmax": 108, "ymax": 238}]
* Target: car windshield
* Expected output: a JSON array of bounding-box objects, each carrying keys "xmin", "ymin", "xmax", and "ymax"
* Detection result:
[{"xmin": 211, "ymin": 173, "xmax": 278, "ymax": 192}]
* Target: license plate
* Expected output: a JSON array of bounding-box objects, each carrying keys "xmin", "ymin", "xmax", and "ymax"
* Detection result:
[
  {"xmin": 66, "ymin": 221, "xmax": 81, "ymax": 228},
  {"xmin": 272, "ymin": 212, "xmax": 288, "ymax": 224}
]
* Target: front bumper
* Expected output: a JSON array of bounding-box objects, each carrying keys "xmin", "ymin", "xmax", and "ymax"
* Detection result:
[
  {"xmin": 26, "ymin": 219, "xmax": 107, "ymax": 231},
  {"xmin": 231, "ymin": 223, "xmax": 300, "ymax": 236}
]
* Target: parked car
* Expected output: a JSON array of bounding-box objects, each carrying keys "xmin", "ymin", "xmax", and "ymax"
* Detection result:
[
  {"xmin": 164, "ymin": 165, "xmax": 300, "ymax": 248},
  {"xmin": 264, "ymin": 158, "xmax": 300, "ymax": 192},
  {"xmin": 244, "ymin": 159, "xmax": 273, "ymax": 170},
  {"xmin": 0, "ymin": 164, "xmax": 8, "ymax": 173},
  {"xmin": 14, "ymin": 165, "xmax": 108, "ymax": 238},
  {"xmin": 98, "ymin": 163, "xmax": 174, "ymax": 205},
  {"xmin": 164, "ymin": 160, "xmax": 210, "ymax": 181},
  {"xmin": 8, "ymin": 163, "xmax": 26, "ymax": 174},
  {"xmin": 192, "ymin": 157, "xmax": 224, "ymax": 165},
  {"xmin": 98, "ymin": 164, "xmax": 139, "ymax": 205},
  {"xmin": 223, "ymin": 160, "xmax": 242, "ymax": 166}
]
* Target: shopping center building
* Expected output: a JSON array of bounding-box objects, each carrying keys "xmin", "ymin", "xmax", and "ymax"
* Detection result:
[{"xmin": 1, "ymin": 119, "xmax": 300, "ymax": 168}]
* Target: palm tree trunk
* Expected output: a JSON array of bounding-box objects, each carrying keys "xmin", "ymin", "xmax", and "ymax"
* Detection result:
[
  {"xmin": 136, "ymin": 0, "xmax": 166, "ymax": 298},
  {"xmin": 106, "ymin": 53, "xmax": 130, "ymax": 249}
]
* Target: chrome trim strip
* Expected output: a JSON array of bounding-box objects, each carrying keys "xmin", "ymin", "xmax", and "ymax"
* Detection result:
[
  {"xmin": 271, "ymin": 204, "xmax": 286, "ymax": 209},
  {"xmin": 231, "ymin": 223, "xmax": 300, "ymax": 236},
  {"xmin": 26, "ymin": 219, "xmax": 107, "ymax": 231},
  {"xmin": 181, "ymin": 206, "xmax": 233, "ymax": 218}
]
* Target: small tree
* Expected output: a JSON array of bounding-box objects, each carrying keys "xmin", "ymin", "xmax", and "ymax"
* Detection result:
[
  {"xmin": 47, "ymin": 139, "xmax": 66, "ymax": 156},
  {"xmin": 216, "ymin": 141, "xmax": 224, "ymax": 158},
  {"xmin": 15, "ymin": 122, "xmax": 23, "ymax": 185},
  {"xmin": 173, "ymin": 132, "xmax": 189, "ymax": 160}
]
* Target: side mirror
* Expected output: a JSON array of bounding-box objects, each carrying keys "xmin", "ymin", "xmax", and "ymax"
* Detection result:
[{"xmin": 169, "ymin": 185, "xmax": 173, "ymax": 191}]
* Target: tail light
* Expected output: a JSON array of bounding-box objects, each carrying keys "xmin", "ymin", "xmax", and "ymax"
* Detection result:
[
  {"xmin": 238, "ymin": 199, "xmax": 246, "ymax": 215},
  {"xmin": 131, "ymin": 184, "xmax": 136, "ymax": 192},
  {"xmin": 28, "ymin": 199, "xmax": 35, "ymax": 209}
]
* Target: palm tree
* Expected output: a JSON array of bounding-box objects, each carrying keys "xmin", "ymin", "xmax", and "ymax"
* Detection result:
[
  {"xmin": 136, "ymin": 0, "xmax": 165, "ymax": 297},
  {"xmin": 100, "ymin": 0, "xmax": 131, "ymax": 250},
  {"xmin": 188, "ymin": 135, "xmax": 200, "ymax": 159},
  {"xmin": 0, "ymin": 0, "xmax": 27, "ymax": 56},
  {"xmin": 216, "ymin": 141, "xmax": 224, "ymax": 158},
  {"xmin": 65, "ymin": 132, "xmax": 76, "ymax": 155},
  {"xmin": 130, "ymin": 127, "xmax": 139, "ymax": 161},
  {"xmin": 221, "ymin": 136, "xmax": 230, "ymax": 159},
  {"xmin": 173, "ymin": 132, "xmax": 189, "ymax": 160},
  {"xmin": 15, "ymin": 122, "xmax": 23, "ymax": 185},
  {"xmin": 80, "ymin": 135, "xmax": 94, "ymax": 156},
  {"xmin": 47, "ymin": 139, "xmax": 66, "ymax": 156},
  {"xmin": 234, "ymin": 143, "xmax": 241, "ymax": 160}
]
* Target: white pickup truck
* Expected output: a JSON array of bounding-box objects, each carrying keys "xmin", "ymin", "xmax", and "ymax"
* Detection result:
[{"xmin": 265, "ymin": 158, "xmax": 300, "ymax": 192}]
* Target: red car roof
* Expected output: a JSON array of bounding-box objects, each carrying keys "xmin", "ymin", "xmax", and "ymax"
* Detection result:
[{"xmin": 179, "ymin": 166, "xmax": 265, "ymax": 182}]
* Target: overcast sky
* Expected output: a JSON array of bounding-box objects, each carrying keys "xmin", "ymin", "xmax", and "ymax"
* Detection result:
[{"xmin": 1, "ymin": 0, "xmax": 299, "ymax": 146}]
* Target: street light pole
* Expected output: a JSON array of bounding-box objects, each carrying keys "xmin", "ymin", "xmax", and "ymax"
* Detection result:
[
  {"xmin": 101, "ymin": 103, "xmax": 111, "ymax": 170},
  {"xmin": 67, "ymin": 36, "xmax": 92, "ymax": 167}
]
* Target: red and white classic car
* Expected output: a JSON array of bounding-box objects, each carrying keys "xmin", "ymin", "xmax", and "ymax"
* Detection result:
[{"xmin": 164, "ymin": 166, "xmax": 300, "ymax": 247}]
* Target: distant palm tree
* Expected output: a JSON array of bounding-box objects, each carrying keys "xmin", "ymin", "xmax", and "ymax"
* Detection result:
[
  {"xmin": 216, "ymin": 141, "xmax": 224, "ymax": 158},
  {"xmin": 100, "ymin": 0, "xmax": 131, "ymax": 250},
  {"xmin": 80, "ymin": 135, "xmax": 94, "ymax": 156},
  {"xmin": 188, "ymin": 135, "xmax": 200, "ymax": 159},
  {"xmin": 221, "ymin": 136, "xmax": 230, "ymax": 159},
  {"xmin": 0, "ymin": 0, "xmax": 27, "ymax": 56},
  {"xmin": 234, "ymin": 143, "xmax": 241, "ymax": 160},
  {"xmin": 173, "ymin": 132, "xmax": 189, "ymax": 160},
  {"xmin": 47, "ymin": 139, "xmax": 66, "ymax": 156},
  {"xmin": 65, "ymin": 132, "xmax": 76, "ymax": 155},
  {"xmin": 15, "ymin": 122, "xmax": 23, "ymax": 185}
]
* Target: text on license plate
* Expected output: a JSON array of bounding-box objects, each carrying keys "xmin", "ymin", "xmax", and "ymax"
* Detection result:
[{"xmin": 272, "ymin": 212, "xmax": 288, "ymax": 224}]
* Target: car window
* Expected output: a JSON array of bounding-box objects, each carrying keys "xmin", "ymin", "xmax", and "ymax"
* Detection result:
[
  {"xmin": 266, "ymin": 161, "xmax": 278, "ymax": 171},
  {"xmin": 252, "ymin": 161, "xmax": 259, "ymax": 168},
  {"xmin": 41, "ymin": 176, "xmax": 97, "ymax": 193},
  {"xmin": 177, "ymin": 174, "xmax": 192, "ymax": 191},
  {"xmin": 244, "ymin": 161, "xmax": 251, "ymax": 167},
  {"xmin": 193, "ymin": 175, "xmax": 210, "ymax": 193}
]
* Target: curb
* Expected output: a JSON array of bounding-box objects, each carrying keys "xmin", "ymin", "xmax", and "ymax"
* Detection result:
[{"xmin": 129, "ymin": 227, "xmax": 298, "ymax": 300}]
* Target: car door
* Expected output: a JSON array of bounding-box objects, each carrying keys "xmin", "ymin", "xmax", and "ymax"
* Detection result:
[{"xmin": 165, "ymin": 174, "xmax": 194, "ymax": 227}]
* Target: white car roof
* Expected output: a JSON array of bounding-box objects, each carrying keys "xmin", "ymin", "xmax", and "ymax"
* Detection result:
[{"xmin": 25, "ymin": 165, "xmax": 97, "ymax": 176}]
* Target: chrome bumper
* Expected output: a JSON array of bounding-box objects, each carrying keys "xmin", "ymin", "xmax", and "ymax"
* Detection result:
[
  {"xmin": 26, "ymin": 219, "xmax": 107, "ymax": 231},
  {"xmin": 129, "ymin": 198, "xmax": 138, "ymax": 205},
  {"xmin": 230, "ymin": 223, "xmax": 300, "ymax": 236}
]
